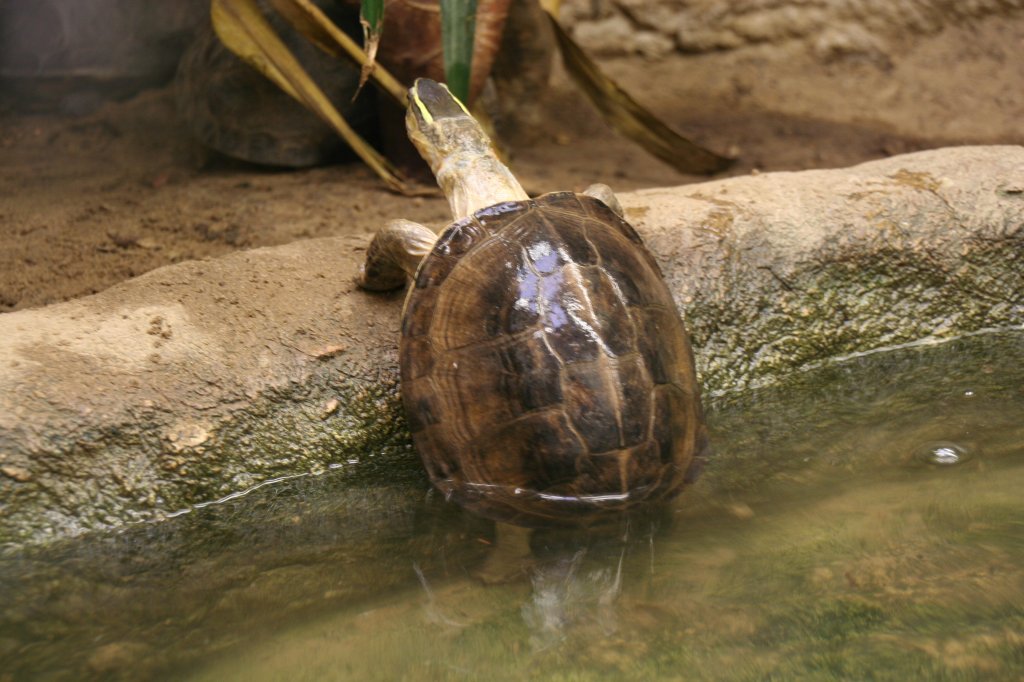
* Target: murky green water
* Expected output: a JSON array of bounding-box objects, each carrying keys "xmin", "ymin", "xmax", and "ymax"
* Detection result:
[{"xmin": 2, "ymin": 332, "xmax": 1022, "ymax": 681}]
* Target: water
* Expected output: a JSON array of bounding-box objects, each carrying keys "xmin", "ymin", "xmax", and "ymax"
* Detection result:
[{"xmin": 1, "ymin": 332, "xmax": 1022, "ymax": 681}]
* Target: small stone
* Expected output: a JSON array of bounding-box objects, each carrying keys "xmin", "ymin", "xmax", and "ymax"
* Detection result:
[
  {"xmin": 106, "ymin": 231, "xmax": 139, "ymax": 249},
  {"xmin": 634, "ymin": 31, "xmax": 674, "ymax": 59},
  {"xmin": 573, "ymin": 15, "xmax": 635, "ymax": 57},
  {"xmin": 321, "ymin": 398, "xmax": 340, "ymax": 418},
  {"xmin": 165, "ymin": 421, "xmax": 212, "ymax": 452},
  {"xmin": 811, "ymin": 24, "xmax": 889, "ymax": 66},
  {"xmin": 1, "ymin": 466, "xmax": 32, "ymax": 482},
  {"xmin": 311, "ymin": 344, "xmax": 346, "ymax": 359},
  {"xmin": 727, "ymin": 502, "xmax": 755, "ymax": 519}
]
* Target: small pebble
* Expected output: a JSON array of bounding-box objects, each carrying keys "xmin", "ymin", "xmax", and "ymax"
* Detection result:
[
  {"xmin": 321, "ymin": 398, "xmax": 340, "ymax": 418},
  {"xmin": 1, "ymin": 466, "xmax": 32, "ymax": 482},
  {"xmin": 727, "ymin": 502, "xmax": 755, "ymax": 520}
]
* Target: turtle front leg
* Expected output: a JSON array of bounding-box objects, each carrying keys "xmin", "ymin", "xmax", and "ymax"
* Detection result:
[
  {"xmin": 583, "ymin": 183, "xmax": 624, "ymax": 219},
  {"xmin": 356, "ymin": 219, "xmax": 438, "ymax": 291}
]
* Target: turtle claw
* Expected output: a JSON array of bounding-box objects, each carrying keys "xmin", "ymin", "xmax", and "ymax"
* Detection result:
[
  {"xmin": 583, "ymin": 183, "xmax": 625, "ymax": 218},
  {"xmin": 354, "ymin": 263, "xmax": 404, "ymax": 292},
  {"xmin": 357, "ymin": 219, "xmax": 438, "ymax": 292}
]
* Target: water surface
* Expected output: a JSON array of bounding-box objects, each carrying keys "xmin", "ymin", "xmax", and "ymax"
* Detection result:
[{"xmin": 2, "ymin": 332, "xmax": 1022, "ymax": 680}]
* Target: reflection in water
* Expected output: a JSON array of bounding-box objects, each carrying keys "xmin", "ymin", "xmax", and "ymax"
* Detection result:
[
  {"xmin": 521, "ymin": 547, "xmax": 625, "ymax": 651},
  {"xmin": 1, "ymin": 332, "xmax": 1022, "ymax": 680},
  {"xmin": 414, "ymin": 562, "xmax": 470, "ymax": 629}
]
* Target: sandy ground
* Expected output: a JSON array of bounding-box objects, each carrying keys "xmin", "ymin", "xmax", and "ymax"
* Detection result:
[{"xmin": 1, "ymin": 15, "xmax": 1020, "ymax": 313}]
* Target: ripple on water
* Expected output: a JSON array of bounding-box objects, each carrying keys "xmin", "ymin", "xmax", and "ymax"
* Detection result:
[{"xmin": 913, "ymin": 440, "xmax": 974, "ymax": 467}]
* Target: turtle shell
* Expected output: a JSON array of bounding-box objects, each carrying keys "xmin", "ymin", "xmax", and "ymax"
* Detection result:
[
  {"xmin": 401, "ymin": 192, "xmax": 708, "ymax": 527},
  {"xmin": 175, "ymin": 2, "xmax": 372, "ymax": 168}
]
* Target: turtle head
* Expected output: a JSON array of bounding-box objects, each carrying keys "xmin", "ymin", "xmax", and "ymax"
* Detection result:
[
  {"xmin": 406, "ymin": 79, "xmax": 490, "ymax": 172},
  {"xmin": 405, "ymin": 80, "xmax": 528, "ymax": 219}
]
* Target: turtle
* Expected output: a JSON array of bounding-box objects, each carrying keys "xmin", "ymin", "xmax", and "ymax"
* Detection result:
[
  {"xmin": 358, "ymin": 79, "xmax": 708, "ymax": 564},
  {"xmin": 175, "ymin": 0, "xmax": 374, "ymax": 168},
  {"xmin": 174, "ymin": 0, "xmax": 548, "ymax": 169},
  {"xmin": 372, "ymin": 0, "xmax": 515, "ymax": 106}
]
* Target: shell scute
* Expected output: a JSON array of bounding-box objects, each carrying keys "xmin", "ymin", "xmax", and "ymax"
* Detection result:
[
  {"xmin": 616, "ymin": 354, "xmax": 654, "ymax": 442},
  {"xmin": 474, "ymin": 411, "xmax": 587, "ymax": 489},
  {"xmin": 401, "ymin": 288, "xmax": 434, "ymax": 338},
  {"xmin": 575, "ymin": 449, "xmax": 639, "ymax": 495},
  {"xmin": 496, "ymin": 340, "xmax": 565, "ymax": 413},
  {"xmin": 562, "ymin": 360, "xmax": 623, "ymax": 453},
  {"xmin": 401, "ymin": 337, "xmax": 435, "ymax": 380},
  {"xmin": 475, "ymin": 200, "xmax": 530, "ymax": 224},
  {"xmin": 399, "ymin": 192, "xmax": 707, "ymax": 526},
  {"xmin": 430, "ymin": 238, "xmax": 529, "ymax": 350},
  {"xmin": 576, "ymin": 266, "xmax": 635, "ymax": 356},
  {"xmin": 434, "ymin": 216, "xmax": 485, "ymax": 258},
  {"xmin": 552, "ymin": 221, "xmax": 599, "ymax": 266},
  {"xmin": 631, "ymin": 305, "xmax": 693, "ymax": 386},
  {"xmin": 444, "ymin": 340, "xmax": 564, "ymax": 438},
  {"xmin": 652, "ymin": 385, "xmax": 696, "ymax": 466},
  {"xmin": 413, "ymin": 252, "xmax": 456, "ymax": 290},
  {"xmin": 406, "ymin": 391, "xmax": 441, "ymax": 432}
]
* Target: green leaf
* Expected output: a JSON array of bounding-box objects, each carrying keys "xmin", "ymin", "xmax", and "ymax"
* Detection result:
[
  {"xmin": 440, "ymin": 0, "xmax": 477, "ymax": 103},
  {"xmin": 358, "ymin": 0, "xmax": 385, "ymax": 92},
  {"xmin": 360, "ymin": 0, "xmax": 383, "ymax": 36}
]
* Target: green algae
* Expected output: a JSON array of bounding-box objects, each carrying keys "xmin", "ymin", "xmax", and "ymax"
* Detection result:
[
  {"xmin": 687, "ymin": 231, "xmax": 1023, "ymax": 394},
  {"xmin": 0, "ymin": 367, "xmax": 421, "ymax": 546}
]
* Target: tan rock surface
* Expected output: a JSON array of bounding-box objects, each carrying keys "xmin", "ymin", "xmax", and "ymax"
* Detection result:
[{"xmin": 1, "ymin": 146, "xmax": 1021, "ymax": 545}]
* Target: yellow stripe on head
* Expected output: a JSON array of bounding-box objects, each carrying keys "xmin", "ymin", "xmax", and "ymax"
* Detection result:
[
  {"xmin": 410, "ymin": 79, "xmax": 471, "ymax": 123},
  {"xmin": 412, "ymin": 91, "xmax": 434, "ymax": 125}
]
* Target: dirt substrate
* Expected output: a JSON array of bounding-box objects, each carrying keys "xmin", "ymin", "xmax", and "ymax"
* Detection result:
[{"xmin": 2, "ymin": 14, "xmax": 1021, "ymax": 313}]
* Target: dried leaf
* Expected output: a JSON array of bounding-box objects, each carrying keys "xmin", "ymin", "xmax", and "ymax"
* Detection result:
[
  {"xmin": 546, "ymin": 12, "xmax": 733, "ymax": 175},
  {"xmin": 211, "ymin": 0, "xmax": 409, "ymax": 190},
  {"xmin": 266, "ymin": 0, "xmax": 407, "ymax": 106},
  {"xmin": 538, "ymin": 0, "xmax": 559, "ymax": 15},
  {"xmin": 266, "ymin": 0, "xmax": 340, "ymax": 57}
]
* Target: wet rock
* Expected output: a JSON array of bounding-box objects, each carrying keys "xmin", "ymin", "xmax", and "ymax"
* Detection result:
[{"xmin": 0, "ymin": 146, "xmax": 1020, "ymax": 546}]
